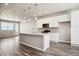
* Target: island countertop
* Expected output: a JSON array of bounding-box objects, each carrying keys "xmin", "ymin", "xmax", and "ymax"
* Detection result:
[
  {"xmin": 19, "ymin": 32, "xmax": 50, "ymax": 51},
  {"xmin": 19, "ymin": 32, "xmax": 49, "ymax": 36}
]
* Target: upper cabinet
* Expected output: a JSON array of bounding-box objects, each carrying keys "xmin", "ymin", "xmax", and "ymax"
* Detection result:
[
  {"xmin": 37, "ymin": 14, "xmax": 71, "ymax": 28},
  {"xmin": 49, "ymin": 16, "xmax": 58, "ymax": 27},
  {"xmin": 58, "ymin": 14, "xmax": 71, "ymax": 22}
]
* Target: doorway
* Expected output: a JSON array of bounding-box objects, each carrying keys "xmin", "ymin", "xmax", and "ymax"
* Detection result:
[{"xmin": 59, "ymin": 21, "xmax": 71, "ymax": 44}]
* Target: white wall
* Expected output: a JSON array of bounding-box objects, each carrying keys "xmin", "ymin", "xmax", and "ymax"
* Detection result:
[
  {"xmin": 15, "ymin": 23, "xmax": 19, "ymax": 35},
  {"xmin": 71, "ymin": 10, "xmax": 79, "ymax": 46},
  {"xmin": 20, "ymin": 20, "xmax": 37, "ymax": 33}
]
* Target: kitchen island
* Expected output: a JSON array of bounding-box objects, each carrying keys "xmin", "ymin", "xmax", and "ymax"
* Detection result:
[{"xmin": 19, "ymin": 33, "xmax": 50, "ymax": 51}]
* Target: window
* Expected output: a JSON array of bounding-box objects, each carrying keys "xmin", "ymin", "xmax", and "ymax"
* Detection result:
[
  {"xmin": 7, "ymin": 23, "xmax": 14, "ymax": 30},
  {"xmin": 1, "ymin": 22, "xmax": 14, "ymax": 30},
  {"xmin": 1, "ymin": 22, "xmax": 8, "ymax": 30}
]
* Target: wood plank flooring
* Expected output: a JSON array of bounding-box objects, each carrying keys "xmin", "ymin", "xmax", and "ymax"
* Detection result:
[{"xmin": 0, "ymin": 36, "xmax": 79, "ymax": 56}]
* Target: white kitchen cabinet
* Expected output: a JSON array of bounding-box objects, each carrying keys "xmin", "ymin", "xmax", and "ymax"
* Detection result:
[
  {"xmin": 50, "ymin": 33, "xmax": 59, "ymax": 42},
  {"xmin": 37, "ymin": 21, "xmax": 42, "ymax": 28},
  {"xmin": 37, "ymin": 18, "xmax": 50, "ymax": 28},
  {"xmin": 37, "ymin": 14, "xmax": 70, "ymax": 28},
  {"xmin": 49, "ymin": 16, "xmax": 59, "ymax": 27},
  {"xmin": 58, "ymin": 14, "xmax": 70, "ymax": 22},
  {"xmin": 37, "ymin": 17, "xmax": 58, "ymax": 28}
]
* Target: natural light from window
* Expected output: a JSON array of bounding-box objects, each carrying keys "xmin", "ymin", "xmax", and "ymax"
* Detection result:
[{"xmin": 1, "ymin": 22, "xmax": 14, "ymax": 30}]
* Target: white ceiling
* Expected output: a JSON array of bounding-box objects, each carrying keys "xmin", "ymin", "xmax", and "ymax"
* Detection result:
[{"xmin": 0, "ymin": 3, "xmax": 79, "ymax": 18}]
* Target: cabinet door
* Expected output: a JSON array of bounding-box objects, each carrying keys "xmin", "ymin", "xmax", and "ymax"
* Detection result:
[
  {"xmin": 37, "ymin": 22, "xmax": 42, "ymax": 28},
  {"xmin": 37, "ymin": 20, "xmax": 43, "ymax": 28},
  {"xmin": 50, "ymin": 17, "xmax": 59, "ymax": 27},
  {"xmin": 37, "ymin": 18, "xmax": 50, "ymax": 28},
  {"xmin": 58, "ymin": 14, "xmax": 70, "ymax": 22}
]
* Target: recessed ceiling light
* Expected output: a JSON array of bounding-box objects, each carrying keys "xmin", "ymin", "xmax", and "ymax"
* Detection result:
[{"xmin": 5, "ymin": 3, "xmax": 8, "ymax": 5}]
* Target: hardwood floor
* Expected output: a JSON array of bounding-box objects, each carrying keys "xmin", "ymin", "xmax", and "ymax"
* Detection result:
[{"xmin": 0, "ymin": 36, "xmax": 79, "ymax": 56}]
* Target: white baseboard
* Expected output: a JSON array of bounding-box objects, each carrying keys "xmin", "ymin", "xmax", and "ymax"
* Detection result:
[
  {"xmin": 59, "ymin": 40, "xmax": 71, "ymax": 44},
  {"xmin": 50, "ymin": 40, "xmax": 59, "ymax": 43},
  {"xmin": 71, "ymin": 43, "xmax": 79, "ymax": 47},
  {"xmin": 19, "ymin": 42, "xmax": 46, "ymax": 52}
]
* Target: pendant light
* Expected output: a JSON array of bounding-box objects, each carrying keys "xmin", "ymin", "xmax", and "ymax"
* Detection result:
[
  {"xmin": 34, "ymin": 4, "xmax": 38, "ymax": 20},
  {"xmin": 35, "ymin": 17, "xmax": 37, "ymax": 20},
  {"xmin": 28, "ymin": 7, "xmax": 31, "ymax": 21}
]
